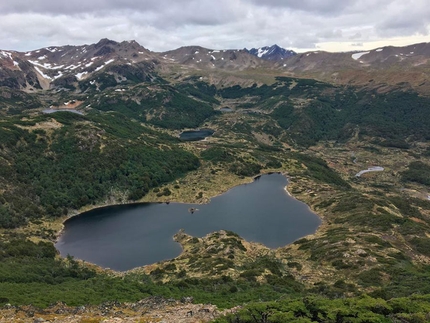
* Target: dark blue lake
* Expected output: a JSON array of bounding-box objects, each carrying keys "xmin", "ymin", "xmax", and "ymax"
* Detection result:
[
  {"xmin": 55, "ymin": 173, "xmax": 321, "ymax": 271},
  {"xmin": 179, "ymin": 129, "xmax": 214, "ymax": 141}
]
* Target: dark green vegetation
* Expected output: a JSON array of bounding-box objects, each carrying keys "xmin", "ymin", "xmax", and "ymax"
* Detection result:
[
  {"xmin": 291, "ymin": 153, "xmax": 350, "ymax": 188},
  {"xmin": 213, "ymin": 77, "xmax": 430, "ymax": 147},
  {"xmin": 0, "ymin": 237, "xmax": 300, "ymax": 308},
  {"xmin": 0, "ymin": 111, "xmax": 199, "ymax": 228},
  {"xmin": 88, "ymin": 84, "xmax": 217, "ymax": 129},
  {"xmin": 213, "ymin": 295, "xmax": 430, "ymax": 323},
  {"xmin": 3, "ymin": 235, "xmax": 430, "ymax": 323},
  {"xmin": 0, "ymin": 88, "xmax": 41, "ymax": 115},
  {"xmin": 401, "ymin": 161, "xmax": 430, "ymax": 186}
]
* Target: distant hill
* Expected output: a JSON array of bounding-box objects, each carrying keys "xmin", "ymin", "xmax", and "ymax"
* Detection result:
[{"xmin": 159, "ymin": 46, "xmax": 265, "ymax": 70}]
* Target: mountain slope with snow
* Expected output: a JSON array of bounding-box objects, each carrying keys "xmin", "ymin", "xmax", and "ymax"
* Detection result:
[
  {"xmin": 245, "ymin": 44, "xmax": 296, "ymax": 61},
  {"xmin": 0, "ymin": 39, "xmax": 158, "ymax": 91}
]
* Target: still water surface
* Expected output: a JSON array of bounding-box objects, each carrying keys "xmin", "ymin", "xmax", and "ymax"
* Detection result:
[
  {"xmin": 56, "ymin": 173, "xmax": 321, "ymax": 271},
  {"xmin": 179, "ymin": 129, "xmax": 214, "ymax": 141},
  {"xmin": 42, "ymin": 108, "xmax": 83, "ymax": 115}
]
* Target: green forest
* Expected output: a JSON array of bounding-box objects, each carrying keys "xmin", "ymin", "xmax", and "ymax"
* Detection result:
[{"xmin": 0, "ymin": 111, "xmax": 199, "ymax": 228}]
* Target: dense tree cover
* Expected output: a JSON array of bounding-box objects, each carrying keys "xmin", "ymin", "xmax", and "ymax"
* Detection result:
[
  {"xmin": 3, "ymin": 237, "xmax": 429, "ymax": 318},
  {"xmin": 1, "ymin": 235, "xmax": 430, "ymax": 315},
  {"xmin": 0, "ymin": 238, "xmax": 303, "ymax": 308},
  {"xmin": 201, "ymin": 146, "xmax": 235, "ymax": 163},
  {"xmin": 401, "ymin": 161, "xmax": 430, "ymax": 186},
  {"xmin": 278, "ymin": 89, "xmax": 430, "ymax": 146},
  {"xmin": 90, "ymin": 84, "xmax": 217, "ymax": 129},
  {"xmin": 292, "ymin": 153, "xmax": 350, "ymax": 188},
  {"xmin": 213, "ymin": 295, "xmax": 430, "ymax": 323},
  {"xmin": 0, "ymin": 112, "xmax": 199, "ymax": 228},
  {"xmin": 208, "ymin": 78, "xmax": 430, "ymax": 147},
  {"xmin": 177, "ymin": 80, "xmax": 220, "ymax": 105},
  {"xmin": 0, "ymin": 87, "xmax": 41, "ymax": 114},
  {"xmin": 0, "ymin": 239, "xmax": 146, "ymax": 307}
]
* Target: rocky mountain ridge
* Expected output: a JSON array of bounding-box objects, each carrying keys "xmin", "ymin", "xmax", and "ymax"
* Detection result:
[
  {"xmin": 0, "ymin": 38, "xmax": 157, "ymax": 91},
  {"xmin": 1, "ymin": 39, "xmax": 430, "ymax": 96},
  {"xmin": 159, "ymin": 46, "xmax": 266, "ymax": 70},
  {"xmin": 279, "ymin": 42, "xmax": 430, "ymax": 93}
]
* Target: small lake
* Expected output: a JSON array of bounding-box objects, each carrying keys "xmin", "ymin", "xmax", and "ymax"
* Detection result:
[
  {"xmin": 179, "ymin": 129, "xmax": 214, "ymax": 141},
  {"xmin": 355, "ymin": 166, "xmax": 384, "ymax": 177},
  {"xmin": 56, "ymin": 173, "xmax": 321, "ymax": 271},
  {"xmin": 43, "ymin": 109, "xmax": 83, "ymax": 115}
]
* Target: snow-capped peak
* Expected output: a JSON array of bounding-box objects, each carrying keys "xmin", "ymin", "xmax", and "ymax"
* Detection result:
[{"xmin": 245, "ymin": 45, "xmax": 296, "ymax": 61}]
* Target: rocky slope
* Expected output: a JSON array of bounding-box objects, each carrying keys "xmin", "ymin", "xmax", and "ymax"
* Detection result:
[
  {"xmin": 0, "ymin": 38, "xmax": 158, "ymax": 91},
  {"xmin": 159, "ymin": 46, "xmax": 267, "ymax": 70},
  {"xmin": 280, "ymin": 42, "xmax": 430, "ymax": 93}
]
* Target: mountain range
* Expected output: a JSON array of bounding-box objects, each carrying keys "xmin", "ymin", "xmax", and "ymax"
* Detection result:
[{"xmin": 1, "ymin": 39, "xmax": 430, "ymax": 95}]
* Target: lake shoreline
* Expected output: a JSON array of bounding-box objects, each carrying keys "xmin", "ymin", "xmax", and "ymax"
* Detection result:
[{"xmin": 54, "ymin": 171, "xmax": 323, "ymax": 272}]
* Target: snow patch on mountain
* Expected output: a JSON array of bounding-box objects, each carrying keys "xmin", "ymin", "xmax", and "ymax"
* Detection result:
[
  {"xmin": 53, "ymin": 72, "xmax": 63, "ymax": 79},
  {"xmin": 46, "ymin": 47, "xmax": 60, "ymax": 53},
  {"xmin": 0, "ymin": 51, "xmax": 13, "ymax": 60},
  {"xmin": 94, "ymin": 59, "xmax": 115, "ymax": 72},
  {"xmin": 352, "ymin": 51, "xmax": 369, "ymax": 60},
  {"xmin": 257, "ymin": 48, "xmax": 270, "ymax": 58},
  {"xmin": 65, "ymin": 64, "xmax": 81, "ymax": 70},
  {"xmin": 29, "ymin": 60, "xmax": 64, "ymax": 70},
  {"xmin": 34, "ymin": 66, "xmax": 53, "ymax": 80},
  {"xmin": 75, "ymin": 71, "xmax": 88, "ymax": 80}
]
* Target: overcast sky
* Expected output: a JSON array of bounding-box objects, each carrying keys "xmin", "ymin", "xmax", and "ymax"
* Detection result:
[{"xmin": 1, "ymin": 0, "xmax": 429, "ymax": 53}]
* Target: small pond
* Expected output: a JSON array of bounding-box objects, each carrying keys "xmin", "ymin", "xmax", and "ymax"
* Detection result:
[
  {"xmin": 179, "ymin": 129, "xmax": 215, "ymax": 141},
  {"xmin": 355, "ymin": 166, "xmax": 384, "ymax": 177},
  {"xmin": 43, "ymin": 109, "xmax": 83, "ymax": 115}
]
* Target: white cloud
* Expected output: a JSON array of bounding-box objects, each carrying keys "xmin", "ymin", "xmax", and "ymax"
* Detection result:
[{"xmin": 0, "ymin": 0, "xmax": 429, "ymax": 52}]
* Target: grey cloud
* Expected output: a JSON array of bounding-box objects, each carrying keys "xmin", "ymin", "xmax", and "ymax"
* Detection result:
[
  {"xmin": 246, "ymin": 0, "xmax": 357, "ymax": 15},
  {"xmin": 351, "ymin": 42, "xmax": 363, "ymax": 47},
  {"xmin": 377, "ymin": 16, "xmax": 430, "ymax": 37},
  {"xmin": 0, "ymin": 0, "xmax": 242, "ymax": 26},
  {"xmin": 0, "ymin": 0, "xmax": 160, "ymax": 15},
  {"xmin": 316, "ymin": 29, "xmax": 343, "ymax": 39},
  {"xmin": 376, "ymin": 1, "xmax": 430, "ymax": 36},
  {"xmin": 0, "ymin": 0, "xmax": 428, "ymax": 53},
  {"xmin": 349, "ymin": 32, "xmax": 362, "ymax": 40}
]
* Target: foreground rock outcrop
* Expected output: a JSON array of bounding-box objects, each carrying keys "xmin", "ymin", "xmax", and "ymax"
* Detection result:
[{"xmin": 0, "ymin": 297, "xmax": 227, "ymax": 323}]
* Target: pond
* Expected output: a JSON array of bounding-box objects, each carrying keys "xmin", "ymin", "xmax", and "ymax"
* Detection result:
[
  {"xmin": 42, "ymin": 108, "xmax": 83, "ymax": 115},
  {"xmin": 179, "ymin": 129, "xmax": 214, "ymax": 141},
  {"xmin": 56, "ymin": 173, "xmax": 321, "ymax": 271},
  {"xmin": 355, "ymin": 166, "xmax": 384, "ymax": 177}
]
